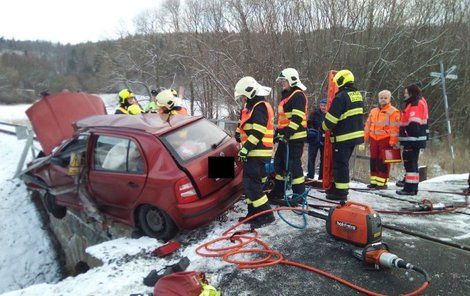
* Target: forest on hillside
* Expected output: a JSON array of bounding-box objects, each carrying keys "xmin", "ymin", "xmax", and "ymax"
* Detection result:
[{"xmin": 0, "ymin": 0, "xmax": 468, "ymax": 136}]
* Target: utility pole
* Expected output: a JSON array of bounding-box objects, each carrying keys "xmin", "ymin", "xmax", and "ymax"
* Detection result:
[{"xmin": 430, "ymin": 62, "xmax": 458, "ymax": 173}]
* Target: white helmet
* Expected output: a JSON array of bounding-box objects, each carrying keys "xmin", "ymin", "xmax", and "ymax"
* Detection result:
[
  {"xmin": 156, "ymin": 89, "xmax": 177, "ymax": 109},
  {"xmin": 276, "ymin": 68, "xmax": 306, "ymax": 91},
  {"xmin": 234, "ymin": 76, "xmax": 272, "ymax": 100}
]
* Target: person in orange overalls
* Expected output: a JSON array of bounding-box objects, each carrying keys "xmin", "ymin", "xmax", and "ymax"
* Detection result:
[{"xmin": 364, "ymin": 90, "xmax": 400, "ymax": 189}]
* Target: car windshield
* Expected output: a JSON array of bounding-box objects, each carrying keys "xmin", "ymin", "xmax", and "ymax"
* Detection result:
[{"xmin": 162, "ymin": 119, "xmax": 229, "ymax": 162}]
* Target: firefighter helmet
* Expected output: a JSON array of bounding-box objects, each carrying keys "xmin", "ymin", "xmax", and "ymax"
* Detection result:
[
  {"xmin": 276, "ymin": 68, "xmax": 306, "ymax": 91},
  {"xmin": 156, "ymin": 89, "xmax": 176, "ymax": 109},
  {"xmin": 118, "ymin": 88, "xmax": 135, "ymax": 104},
  {"xmin": 234, "ymin": 76, "xmax": 271, "ymax": 100},
  {"xmin": 333, "ymin": 70, "xmax": 355, "ymax": 88}
]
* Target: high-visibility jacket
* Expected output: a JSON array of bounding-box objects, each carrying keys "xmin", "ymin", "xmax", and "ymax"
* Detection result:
[
  {"xmin": 115, "ymin": 104, "xmax": 143, "ymax": 115},
  {"xmin": 239, "ymin": 97, "xmax": 274, "ymax": 158},
  {"xmin": 364, "ymin": 103, "xmax": 400, "ymax": 145},
  {"xmin": 399, "ymin": 96, "xmax": 429, "ymax": 149},
  {"xmin": 159, "ymin": 106, "xmax": 188, "ymax": 115},
  {"xmin": 322, "ymin": 85, "xmax": 364, "ymax": 146},
  {"xmin": 277, "ymin": 87, "xmax": 308, "ymax": 141}
]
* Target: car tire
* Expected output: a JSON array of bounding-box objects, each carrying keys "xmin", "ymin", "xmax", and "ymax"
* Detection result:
[
  {"xmin": 44, "ymin": 192, "xmax": 67, "ymax": 219},
  {"xmin": 137, "ymin": 205, "xmax": 178, "ymax": 241}
]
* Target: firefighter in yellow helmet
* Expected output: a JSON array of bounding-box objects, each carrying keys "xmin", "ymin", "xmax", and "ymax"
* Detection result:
[
  {"xmin": 156, "ymin": 89, "xmax": 188, "ymax": 115},
  {"xmin": 115, "ymin": 88, "xmax": 143, "ymax": 115},
  {"xmin": 321, "ymin": 69, "xmax": 364, "ymax": 200},
  {"xmin": 268, "ymin": 68, "xmax": 308, "ymax": 206},
  {"xmin": 235, "ymin": 76, "xmax": 275, "ymax": 228}
]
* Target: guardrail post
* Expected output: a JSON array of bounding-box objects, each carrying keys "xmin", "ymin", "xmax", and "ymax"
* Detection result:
[{"xmin": 14, "ymin": 126, "xmax": 35, "ymax": 179}]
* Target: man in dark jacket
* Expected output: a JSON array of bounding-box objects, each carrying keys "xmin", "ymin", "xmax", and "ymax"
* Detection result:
[
  {"xmin": 235, "ymin": 76, "xmax": 276, "ymax": 228},
  {"xmin": 321, "ymin": 69, "xmax": 364, "ymax": 200},
  {"xmin": 269, "ymin": 68, "xmax": 308, "ymax": 206},
  {"xmin": 307, "ymin": 98, "xmax": 326, "ymax": 180}
]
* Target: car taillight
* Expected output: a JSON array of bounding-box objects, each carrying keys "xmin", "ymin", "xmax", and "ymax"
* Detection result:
[{"xmin": 175, "ymin": 177, "xmax": 199, "ymax": 204}]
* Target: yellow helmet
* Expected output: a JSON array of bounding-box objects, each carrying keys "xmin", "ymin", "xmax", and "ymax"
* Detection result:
[
  {"xmin": 118, "ymin": 88, "xmax": 135, "ymax": 104},
  {"xmin": 333, "ymin": 70, "xmax": 354, "ymax": 88},
  {"xmin": 156, "ymin": 89, "xmax": 176, "ymax": 109}
]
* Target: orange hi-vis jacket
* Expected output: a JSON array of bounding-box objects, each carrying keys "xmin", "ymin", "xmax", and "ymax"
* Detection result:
[
  {"xmin": 159, "ymin": 106, "xmax": 188, "ymax": 115},
  {"xmin": 277, "ymin": 89, "xmax": 308, "ymax": 140},
  {"xmin": 239, "ymin": 101, "xmax": 274, "ymax": 157},
  {"xmin": 364, "ymin": 103, "xmax": 400, "ymax": 145}
]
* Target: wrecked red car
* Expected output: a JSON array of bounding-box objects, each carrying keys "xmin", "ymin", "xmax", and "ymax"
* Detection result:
[{"xmin": 22, "ymin": 92, "xmax": 243, "ymax": 240}]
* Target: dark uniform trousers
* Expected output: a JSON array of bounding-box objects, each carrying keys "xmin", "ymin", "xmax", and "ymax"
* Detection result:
[
  {"xmin": 243, "ymin": 157, "xmax": 269, "ymax": 204},
  {"xmin": 332, "ymin": 145, "xmax": 355, "ymax": 196},
  {"xmin": 403, "ymin": 148, "xmax": 420, "ymax": 192},
  {"xmin": 272, "ymin": 141, "xmax": 305, "ymax": 195}
]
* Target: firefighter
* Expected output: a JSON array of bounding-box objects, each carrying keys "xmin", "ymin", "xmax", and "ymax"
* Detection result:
[
  {"xmin": 321, "ymin": 69, "xmax": 364, "ymax": 201},
  {"xmin": 396, "ymin": 84, "xmax": 429, "ymax": 195},
  {"xmin": 268, "ymin": 68, "xmax": 308, "ymax": 206},
  {"xmin": 145, "ymin": 89, "xmax": 160, "ymax": 113},
  {"xmin": 364, "ymin": 90, "xmax": 400, "ymax": 189},
  {"xmin": 156, "ymin": 89, "xmax": 189, "ymax": 115},
  {"xmin": 235, "ymin": 76, "xmax": 275, "ymax": 228},
  {"xmin": 115, "ymin": 88, "xmax": 143, "ymax": 115}
]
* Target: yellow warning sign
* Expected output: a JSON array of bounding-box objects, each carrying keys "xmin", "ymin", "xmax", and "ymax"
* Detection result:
[{"xmin": 68, "ymin": 152, "xmax": 81, "ymax": 176}]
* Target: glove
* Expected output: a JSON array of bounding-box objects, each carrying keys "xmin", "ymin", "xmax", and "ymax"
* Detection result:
[
  {"xmin": 275, "ymin": 134, "xmax": 287, "ymax": 143},
  {"xmin": 234, "ymin": 132, "xmax": 241, "ymax": 143},
  {"xmin": 238, "ymin": 146, "xmax": 248, "ymax": 162}
]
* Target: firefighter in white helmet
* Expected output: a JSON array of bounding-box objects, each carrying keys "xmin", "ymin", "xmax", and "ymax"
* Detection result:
[
  {"xmin": 268, "ymin": 68, "xmax": 308, "ymax": 206},
  {"xmin": 156, "ymin": 89, "xmax": 188, "ymax": 115},
  {"xmin": 235, "ymin": 76, "xmax": 275, "ymax": 228}
]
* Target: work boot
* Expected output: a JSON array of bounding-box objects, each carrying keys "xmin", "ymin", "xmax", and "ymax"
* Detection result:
[
  {"xmin": 270, "ymin": 196, "xmax": 299, "ymax": 207},
  {"xmin": 267, "ymin": 191, "xmax": 285, "ymax": 205},
  {"xmin": 396, "ymin": 179, "xmax": 405, "ymax": 187},
  {"xmin": 249, "ymin": 203, "xmax": 275, "ymax": 229},
  {"xmin": 326, "ymin": 188, "xmax": 347, "ymax": 201},
  {"xmin": 325, "ymin": 186, "xmax": 335, "ymax": 195},
  {"xmin": 396, "ymin": 189, "xmax": 417, "ymax": 196},
  {"xmin": 367, "ymin": 184, "xmax": 377, "ymax": 189},
  {"xmin": 238, "ymin": 204, "xmax": 254, "ymax": 222}
]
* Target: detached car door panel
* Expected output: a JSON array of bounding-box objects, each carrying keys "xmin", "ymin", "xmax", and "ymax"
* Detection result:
[{"xmin": 88, "ymin": 134, "xmax": 147, "ymax": 218}]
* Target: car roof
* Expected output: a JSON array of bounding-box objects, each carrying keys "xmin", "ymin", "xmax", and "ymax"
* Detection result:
[{"xmin": 75, "ymin": 113, "xmax": 203, "ymax": 136}]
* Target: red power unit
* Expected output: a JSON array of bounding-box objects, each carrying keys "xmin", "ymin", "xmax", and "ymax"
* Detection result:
[{"xmin": 326, "ymin": 201, "xmax": 382, "ymax": 246}]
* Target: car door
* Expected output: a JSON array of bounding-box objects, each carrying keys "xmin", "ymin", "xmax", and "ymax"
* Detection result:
[
  {"xmin": 48, "ymin": 133, "xmax": 89, "ymax": 208},
  {"xmin": 88, "ymin": 133, "xmax": 147, "ymax": 218}
]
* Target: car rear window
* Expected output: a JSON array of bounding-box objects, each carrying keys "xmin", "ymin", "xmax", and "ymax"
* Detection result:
[{"xmin": 162, "ymin": 119, "xmax": 229, "ymax": 162}]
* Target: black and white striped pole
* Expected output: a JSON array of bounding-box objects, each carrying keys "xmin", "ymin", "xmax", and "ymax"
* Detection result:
[{"xmin": 430, "ymin": 62, "xmax": 458, "ymax": 173}]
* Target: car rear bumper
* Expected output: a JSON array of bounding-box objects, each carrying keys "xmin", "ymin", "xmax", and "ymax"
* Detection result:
[{"xmin": 176, "ymin": 173, "xmax": 243, "ymax": 229}]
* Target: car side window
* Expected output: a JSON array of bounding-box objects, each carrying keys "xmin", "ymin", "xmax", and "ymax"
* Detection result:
[
  {"xmin": 94, "ymin": 135, "xmax": 144, "ymax": 174},
  {"xmin": 55, "ymin": 134, "xmax": 89, "ymax": 166}
]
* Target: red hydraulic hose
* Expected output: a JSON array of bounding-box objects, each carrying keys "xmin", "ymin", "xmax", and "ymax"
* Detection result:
[{"xmin": 196, "ymin": 207, "xmax": 430, "ymax": 295}]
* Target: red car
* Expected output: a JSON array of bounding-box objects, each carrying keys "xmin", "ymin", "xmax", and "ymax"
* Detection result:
[{"xmin": 23, "ymin": 92, "xmax": 243, "ymax": 241}]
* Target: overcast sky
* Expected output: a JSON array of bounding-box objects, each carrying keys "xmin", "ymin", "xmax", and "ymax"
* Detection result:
[{"xmin": 0, "ymin": 0, "xmax": 161, "ymax": 44}]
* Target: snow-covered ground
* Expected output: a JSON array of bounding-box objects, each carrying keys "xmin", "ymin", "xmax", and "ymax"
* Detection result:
[{"xmin": 0, "ymin": 135, "xmax": 62, "ymax": 294}]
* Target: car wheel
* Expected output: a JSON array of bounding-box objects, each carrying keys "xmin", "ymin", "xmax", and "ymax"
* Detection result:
[
  {"xmin": 137, "ymin": 205, "xmax": 178, "ymax": 241},
  {"xmin": 44, "ymin": 192, "xmax": 67, "ymax": 219}
]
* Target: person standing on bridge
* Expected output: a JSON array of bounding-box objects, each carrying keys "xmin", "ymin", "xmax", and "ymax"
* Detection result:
[
  {"xmin": 396, "ymin": 84, "xmax": 429, "ymax": 196},
  {"xmin": 364, "ymin": 90, "xmax": 400, "ymax": 189}
]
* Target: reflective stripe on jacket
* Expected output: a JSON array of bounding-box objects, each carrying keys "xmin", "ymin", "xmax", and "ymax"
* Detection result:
[
  {"xmin": 399, "ymin": 96, "xmax": 428, "ymax": 148},
  {"xmin": 322, "ymin": 86, "xmax": 364, "ymax": 146},
  {"xmin": 364, "ymin": 103, "xmax": 400, "ymax": 145},
  {"xmin": 277, "ymin": 88, "xmax": 308, "ymax": 140},
  {"xmin": 240, "ymin": 100, "xmax": 274, "ymax": 157}
]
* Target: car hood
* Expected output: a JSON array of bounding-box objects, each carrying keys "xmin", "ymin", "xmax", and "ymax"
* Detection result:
[{"xmin": 26, "ymin": 92, "xmax": 106, "ymax": 155}]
